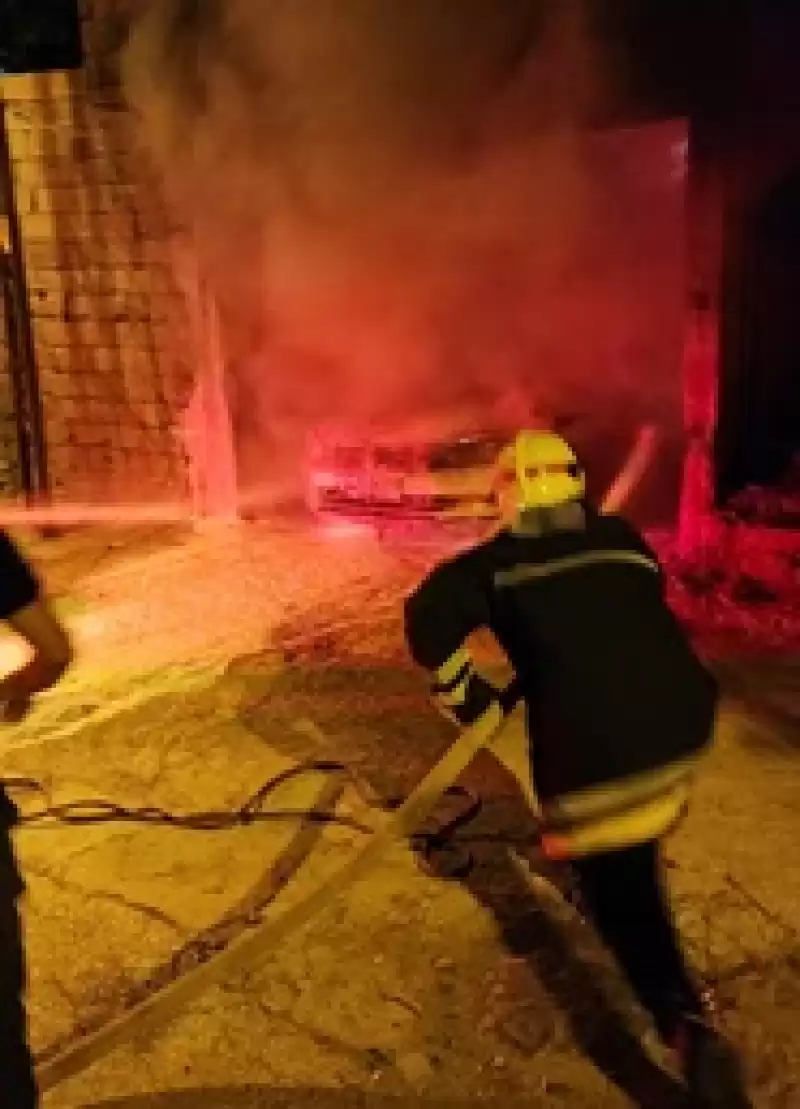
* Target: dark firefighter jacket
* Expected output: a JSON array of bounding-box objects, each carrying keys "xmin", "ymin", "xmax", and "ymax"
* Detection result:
[{"xmin": 403, "ymin": 509, "xmax": 719, "ymax": 859}]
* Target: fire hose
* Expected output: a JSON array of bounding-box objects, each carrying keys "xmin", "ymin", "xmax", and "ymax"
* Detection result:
[
  {"xmin": 35, "ymin": 693, "xmax": 520, "ymax": 1091},
  {"xmin": 28, "ymin": 696, "xmax": 790, "ymax": 1091}
]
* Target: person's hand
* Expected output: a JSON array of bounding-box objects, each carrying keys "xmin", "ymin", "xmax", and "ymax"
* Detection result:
[{"xmin": 0, "ymin": 671, "xmax": 35, "ymax": 724}]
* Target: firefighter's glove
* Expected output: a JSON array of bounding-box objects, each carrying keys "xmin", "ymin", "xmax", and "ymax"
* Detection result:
[
  {"xmin": 499, "ymin": 677, "xmax": 522, "ymax": 716},
  {"xmin": 431, "ymin": 649, "xmax": 504, "ymax": 728}
]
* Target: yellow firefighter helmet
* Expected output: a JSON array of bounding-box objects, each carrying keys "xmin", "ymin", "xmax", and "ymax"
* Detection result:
[{"xmin": 494, "ymin": 429, "xmax": 585, "ymax": 510}]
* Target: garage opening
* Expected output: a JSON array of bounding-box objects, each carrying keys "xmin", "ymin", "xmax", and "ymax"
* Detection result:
[{"xmin": 718, "ymin": 168, "xmax": 800, "ymax": 523}]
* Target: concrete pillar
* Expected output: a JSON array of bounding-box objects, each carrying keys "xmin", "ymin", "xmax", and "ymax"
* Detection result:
[{"xmin": 677, "ymin": 116, "xmax": 727, "ymax": 561}]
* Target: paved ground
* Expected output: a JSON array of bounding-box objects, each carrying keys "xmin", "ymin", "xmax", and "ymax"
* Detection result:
[{"xmin": 0, "ymin": 522, "xmax": 796, "ymax": 1109}]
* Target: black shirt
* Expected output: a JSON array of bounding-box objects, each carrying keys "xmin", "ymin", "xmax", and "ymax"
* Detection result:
[
  {"xmin": 0, "ymin": 531, "xmax": 38, "ymax": 620},
  {"xmin": 0, "ymin": 530, "xmax": 39, "ymax": 832}
]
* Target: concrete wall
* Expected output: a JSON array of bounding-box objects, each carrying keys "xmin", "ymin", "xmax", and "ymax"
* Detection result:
[{"xmin": 0, "ymin": 50, "xmax": 195, "ymax": 504}]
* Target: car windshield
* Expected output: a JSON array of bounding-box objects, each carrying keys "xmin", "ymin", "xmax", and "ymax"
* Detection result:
[{"xmin": 426, "ymin": 437, "xmax": 504, "ymax": 471}]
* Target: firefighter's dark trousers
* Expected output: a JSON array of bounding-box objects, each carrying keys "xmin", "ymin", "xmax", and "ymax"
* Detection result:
[
  {"xmin": 571, "ymin": 839, "xmax": 704, "ymax": 1043},
  {"xmin": 0, "ymin": 830, "xmax": 36, "ymax": 1108}
]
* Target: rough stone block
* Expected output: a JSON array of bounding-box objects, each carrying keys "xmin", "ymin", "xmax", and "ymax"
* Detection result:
[
  {"xmin": 38, "ymin": 370, "xmax": 75, "ymax": 400},
  {"xmin": 0, "ymin": 74, "xmax": 39, "ymax": 102},
  {"xmin": 67, "ymin": 268, "xmax": 111, "ymax": 295},
  {"xmin": 113, "ymin": 319, "xmax": 151, "ymax": 350},
  {"xmin": 3, "ymin": 43, "xmax": 194, "ymax": 505},
  {"xmin": 18, "ymin": 211, "xmax": 61, "ymax": 241},
  {"xmin": 31, "ymin": 318, "xmax": 73, "ymax": 349},
  {"xmin": 122, "ymin": 346, "xmax": 159, "ymax": 378},
  {"xmin": 34, "ymin": 94, "xmax": 74, "ymax": 129},
  {"xmin": 45, "ymin": 443, "xmax": 73, "ymax": 476},
  {"xmin": 28, "ymin": 287, "xmax": 64, "ymax": 319},
  {"xmin": 35, "ymin": 347, "xmax": 68, "ymax": 378},
  {"xmin": 115, "ymin": 291, "xmax": 153, "ymax": 321},
  {"xmin": 27, "ymin": 268, "xmax": 67, "ymax": 295},
  {"xmin": 61, "ymin": 293, "xmax": 98, "ymax": 321},
  {"xmin": 116, "ymin": 425, "xmax": 142, "ymax": 451},
  {"xmin": 13, "ymin": 180, "xmax": 40, "ymax": 215},
  {"xmin": 22, "ymin": 238, "xmax": 60, "ymax": 271}
]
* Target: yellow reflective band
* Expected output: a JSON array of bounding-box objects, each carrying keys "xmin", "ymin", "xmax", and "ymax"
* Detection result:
[
  {"xmin": 436, "ymin": 696, "xmax": 503, "ymax": 732},
  {"xmin": 494, "ymin": 549, "xmax": 659, "ymax": 588},
  {"xmin": 435, "ymin": 646, "xmax": 472, "ymax": 685},
  {"xmin": 545, "ymin": 752, "xmax": 705, "ymax": 826},
  {"xmin": 437, "ymin": 675, "xmax": 469, "ymax": 707},
  {"xmin": 542, "ymin": 783, "xmax": 690, "ymax": 860},
  {"xmin": 435, "ymin": 703, "xmax": 460, "ymax": 725}
]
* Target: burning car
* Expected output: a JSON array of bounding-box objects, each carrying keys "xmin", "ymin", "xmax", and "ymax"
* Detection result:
[
  {"xmin": 304, "ymin": 416, "xmax": 664, "ymax": 530},
  {"xmin": 305, "ymin": 426, "xmax": 511, "ymax": 521}
]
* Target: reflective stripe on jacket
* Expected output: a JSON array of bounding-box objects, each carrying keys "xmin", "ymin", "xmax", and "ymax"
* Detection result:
[{"xmin": 538, "ymin": 745, "xmax": 710, "ymax": 859}]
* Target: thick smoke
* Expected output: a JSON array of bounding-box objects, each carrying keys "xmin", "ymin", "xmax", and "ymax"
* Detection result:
[{"xmin": 120, "ymin": 1, "xmax": 686, "ymax": 507}]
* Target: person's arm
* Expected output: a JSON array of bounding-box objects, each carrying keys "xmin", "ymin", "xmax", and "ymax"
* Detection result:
[
  {"xmin": 0, "ymin": 533, "xmax": 73, "ymax": 722},
  {"xmin": 2, "ymin": 598, "xmax": 73, "ymax": 691},
  {"xmin": 404, "ymin": 556, "xmax": 508, "ymax": 728}
]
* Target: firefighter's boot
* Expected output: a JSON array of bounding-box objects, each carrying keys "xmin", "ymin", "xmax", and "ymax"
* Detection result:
[{"xmin": 672, "ymin": 1016, "xmax": 752, "ymax": 1109}]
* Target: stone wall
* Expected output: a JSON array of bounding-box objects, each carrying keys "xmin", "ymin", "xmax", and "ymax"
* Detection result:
[
  {"xmin": 0, "ymin": 257, "xmax": 23, "ymax": 496},
  {"xmin": 0, "ymin": 24, "xmax": 195, "ymax": 504}
]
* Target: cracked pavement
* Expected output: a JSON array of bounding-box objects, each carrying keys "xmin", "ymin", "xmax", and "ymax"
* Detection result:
[{"xmin": 0, "ymin": 522, "xmax": 795, "ymax": 1109}]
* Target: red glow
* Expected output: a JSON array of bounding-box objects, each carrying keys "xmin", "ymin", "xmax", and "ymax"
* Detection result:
[{"xmin": 179, "ymin": 372, "xmax": 239, "ymax": 522}]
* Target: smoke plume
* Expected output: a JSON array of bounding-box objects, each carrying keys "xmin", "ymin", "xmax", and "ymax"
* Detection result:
[{"xmin": 119, "ymin": 0, "xmax": 687, "ymax": 507}]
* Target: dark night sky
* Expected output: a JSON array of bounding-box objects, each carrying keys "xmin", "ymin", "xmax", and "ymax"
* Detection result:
[
  {"xmin": 0, "ymin": 2, "xmax": 769, "ymax": 122},
  {"xmin": 0, "ymin": 1, "xmax": 83, "ymax": 74}
]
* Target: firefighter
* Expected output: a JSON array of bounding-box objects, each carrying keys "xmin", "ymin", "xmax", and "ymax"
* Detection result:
[
  {"xmin": 0, "ymin": 529, "xmax": 74, "ymax": 1108},
  {"xmin": 404, "ymin": 429, "xmax": 751, "ymax": 1109}
]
